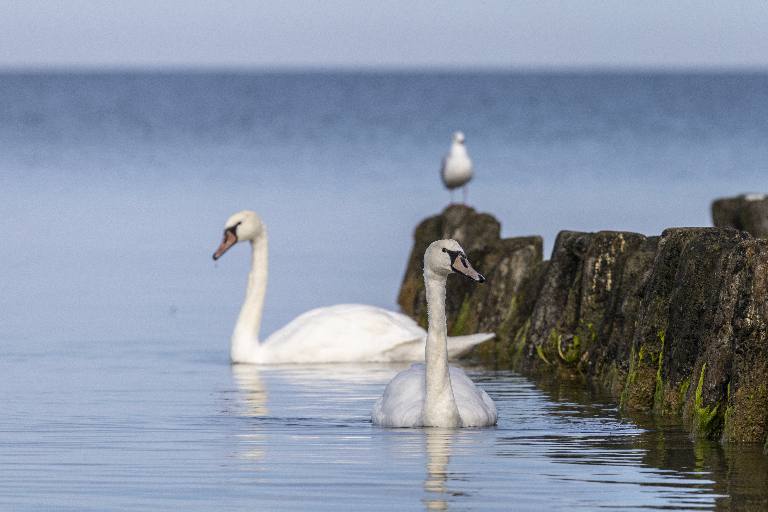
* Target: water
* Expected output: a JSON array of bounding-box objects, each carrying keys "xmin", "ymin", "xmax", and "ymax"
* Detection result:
[
  {"xmin": 4, "ymin": 339, "xmax": 767, "ymax": 511},
  {"xmin": 2, "ymin": 71, "xmax": 768, "ymax": 510}
]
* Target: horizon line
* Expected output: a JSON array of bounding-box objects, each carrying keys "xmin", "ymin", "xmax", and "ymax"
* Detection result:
[{"xmin": 2, "ymin": 63, "xmax": 768, "ymax": 74}]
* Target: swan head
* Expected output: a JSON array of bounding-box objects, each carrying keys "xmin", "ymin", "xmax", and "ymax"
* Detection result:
[
  {"xmin": 425, "ymin": 239, "xmax": 484, "ymax": 282},
  {"xmin": 452, "ymin": 131, "xmax": 466, "ymax": 144},
  {"xmin": 213, "ymin": 210, "xmax": 265, "ymax": 260}
]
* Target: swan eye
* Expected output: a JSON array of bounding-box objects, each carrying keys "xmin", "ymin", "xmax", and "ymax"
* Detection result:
[
  {"xmin": 225, "ymin": 222, "xmax": 242, "ymax": 240},
  {"xmin": 444, "ymin": 248, "xmax": 464, "ymax": 265}
]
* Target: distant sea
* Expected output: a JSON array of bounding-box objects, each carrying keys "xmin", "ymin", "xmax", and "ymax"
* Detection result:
[{"xmin": 2, "ymin": 71, "xmax": 768, "ymax": 348}]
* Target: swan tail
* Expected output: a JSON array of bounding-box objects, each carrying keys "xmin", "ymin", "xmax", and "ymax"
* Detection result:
[
  {"xmin": 446, "ymin": 332, "xmax": 495, "ymax": 359},
  {"xmin": 373, "ymin": 332, "xmax": 495, "ymax": 362},
  {"xmin": 379, "ymin": 337, "xmax": 425, "ymax": 362}
]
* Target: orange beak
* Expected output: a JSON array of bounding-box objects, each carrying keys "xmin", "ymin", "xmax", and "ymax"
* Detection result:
[{"xmin": 213, "ymin": 228, "xmax": 238, "ymax": 260}]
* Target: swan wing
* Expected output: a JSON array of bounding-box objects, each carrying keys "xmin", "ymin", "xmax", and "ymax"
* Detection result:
[
  {"xmin": 371, "ymin": 363, "xmax": 426, "ymax": 427},
  {"xmin": 448, "ymin": 366, "xmax": 498, "ymax": 427},
  {"xmin": 262, "ymin": 304, "xmax": 427, "ymax": 363}
]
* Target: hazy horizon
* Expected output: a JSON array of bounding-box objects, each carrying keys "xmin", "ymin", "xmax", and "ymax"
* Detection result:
[{"xmin": 2, "ymin": 1, "xmax": 767, "ymax": 72}]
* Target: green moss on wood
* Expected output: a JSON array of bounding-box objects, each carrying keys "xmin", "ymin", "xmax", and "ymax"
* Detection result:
[
  {"xmin": 653, "ymin": 331, "xmax": 665, "ymax": 412},
  {"xmin": 678, "ymin": 378, "xmax": 690, "ymax": 414},
  {"xmin": 450, "ymin": 293, "xmax": 471, "ymax": 336},
  {"xmin": 620, "ymin": 347, "xmax": 637, "ymax": 410},
  {"xmin": 694, "ymin": 363, "xmax": 724, "ymax": 438},
  {"xmin": 537, "ymin": 342, "xmax": 551, "ymax": 365},
  {"xmin": 604, "ymin": 362, "xmax": 619, "ymax": 393},
  {"xmin": 496, "ymin": 295, "xmax": 520, "ymax": 341},
  {"xmin": 558, "ymin": 334, "xmax": 581, "ymax": 364},
  {"xmin": 508, "ymin": 318, "xmax": 531, "ymax": 369}
]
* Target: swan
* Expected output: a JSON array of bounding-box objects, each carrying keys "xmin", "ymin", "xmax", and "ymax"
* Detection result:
[
  {"xmin": 213, "ymin": 211, "xmax": 494, "ymax": 364},
  {"xmin": 441, "ymin": 131, "xmax": 473, "ymax": 205},
  {"xmin": 371, "ymin": 239, "xmax": 498, "ymax": 428}
]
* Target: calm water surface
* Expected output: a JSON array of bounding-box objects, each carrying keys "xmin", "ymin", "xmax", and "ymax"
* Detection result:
[
  {"xmin": 3, "ymin": 337, "xmax": 767, "ymax": 511},
  {"xmin": 3, "ymin": 72, "xmax": 768, "ymax": 510}
]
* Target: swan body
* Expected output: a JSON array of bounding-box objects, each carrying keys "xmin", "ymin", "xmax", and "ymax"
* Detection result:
[
  {"xmin": 440, "ymin": 131, "xmax": 473, "ymax": 204},
  {"xmin": 371, "ymin": 363, "xmax": 497, "ymax": 428},
  {"xmin": 371, "ymin": 239, "xmax": 498, "ymax": 428},
  {"xmin": 213, "ymin": 211, "xmax": 494, "ymax": 364}
]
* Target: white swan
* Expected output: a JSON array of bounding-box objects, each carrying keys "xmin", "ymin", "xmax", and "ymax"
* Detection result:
[
  {"xmin": 213, "ymin": 211, "xmax": 494, "ymax": 364},
  {"xmin": 441, "ymin": 131, "xmax": 473, "ymax": 205},
  {"xmin": 371, "ymin": 239, "xmax": 498, "ymax": 428}
]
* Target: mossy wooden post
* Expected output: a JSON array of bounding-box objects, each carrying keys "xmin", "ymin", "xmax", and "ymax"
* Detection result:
[
  {"xmin": 623, "ymin": 228, "xmax": 748, "ymax": 415},
  {"xmin": 398, "ymin": 207, "xmax": 768, "ymax": 444},
  {"xmin": 687, "ymin": 238, "xmax": 768, "ymax": 444},
  {"xmin": 519, "ymin": 231, "xmax": 590, "ymax": 373},
  {"xmin": 520, "ymin": 230, "xmax": 656, "ymax": 381},
  {"xmin": 712, "ymin": 194, "xmax": 768, "ymax": 238}
]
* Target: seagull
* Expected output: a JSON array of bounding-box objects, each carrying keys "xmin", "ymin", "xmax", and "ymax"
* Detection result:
[{"xmin": 440, "ymin": 131, "xmax": 473, "ymax": 205}]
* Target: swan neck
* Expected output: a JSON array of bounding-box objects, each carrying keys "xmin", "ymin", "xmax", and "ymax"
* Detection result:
[
  {"xmin": 422, "ymin": 269, "xmax": 460, "ymax": 427},
  {"xmin": 231, "ymin": 232, "xmax": 268, "ymax": 363}
]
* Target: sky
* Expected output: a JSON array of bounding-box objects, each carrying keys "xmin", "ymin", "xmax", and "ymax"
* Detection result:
[{"xmin": 1, "ymin": 0, "xmax": 767, "ymax": 71}]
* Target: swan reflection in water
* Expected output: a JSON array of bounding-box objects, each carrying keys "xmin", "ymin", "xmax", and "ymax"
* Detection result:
[
  {"xmin": 230, "ymin": 364, "xmax": 269, "ymax": 465},
  {"xmin": 226, "ymin": 363, "xmax": 470, "ymax": 509},
  {"xmin": 423, "ymin": 428, "xmax": 456, "ymax": 511}
]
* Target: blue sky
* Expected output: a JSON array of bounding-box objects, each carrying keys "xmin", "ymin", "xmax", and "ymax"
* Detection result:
[{"xmin": 1, "ymin": 0, "xmax": 767, "ymax": 70}]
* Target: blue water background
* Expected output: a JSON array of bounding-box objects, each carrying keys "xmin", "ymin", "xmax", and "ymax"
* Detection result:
[
  {"xmin": 2, "ymin": 72, "xmax": 768, "ymax": 510},
  {"xmin": 3, "ymin": 72, "xmax": 768, "ymax": 347}
]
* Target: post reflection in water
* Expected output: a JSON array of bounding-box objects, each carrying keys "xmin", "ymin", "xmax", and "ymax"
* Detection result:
[{"xmin": 626, "ymin": 411, "xmax": 768, "ymax": 511}]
